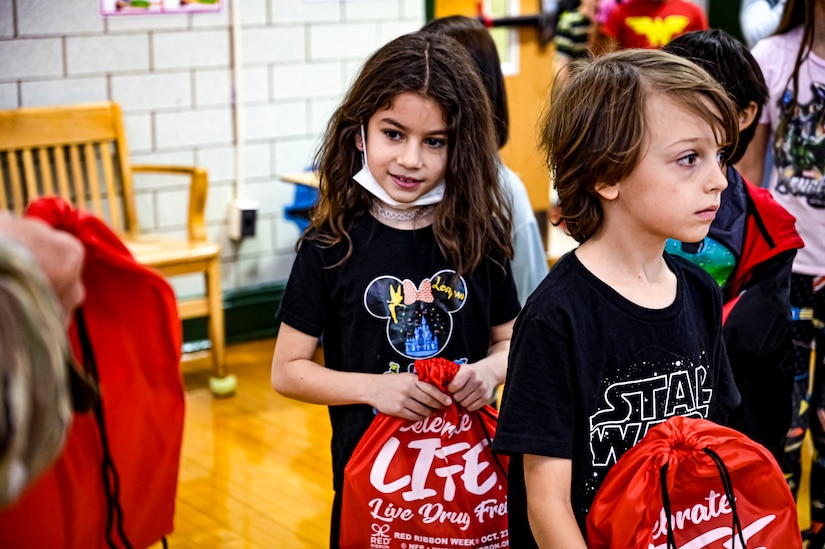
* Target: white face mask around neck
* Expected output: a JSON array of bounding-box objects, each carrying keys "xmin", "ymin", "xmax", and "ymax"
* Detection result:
[{"xmin": 352, "ymin": 125, "xmax": 446, "ymax": 209}]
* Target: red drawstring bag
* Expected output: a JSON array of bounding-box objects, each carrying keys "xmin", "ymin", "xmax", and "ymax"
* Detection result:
[
  {"xmin": 0, "ymin": 198, "xmax": 184, "ymax": 548},
  {"xmin": 587, "ymin": 416, "xmax": 801, "ymax": 549},
  {"xmin": 340, "ymin": 357, "xmax": 509, "ymax": 549}
]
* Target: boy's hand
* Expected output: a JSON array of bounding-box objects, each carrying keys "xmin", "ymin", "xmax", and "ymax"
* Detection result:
[
  {"xmin": 447, "ymin": 362, "xmax": 497, "ymax": 411},
  {"xmin": 370, "ymin": 372, "xmax": 452, "ymax": 421}
]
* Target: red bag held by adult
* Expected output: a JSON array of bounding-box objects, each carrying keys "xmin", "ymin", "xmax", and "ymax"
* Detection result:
[
  {"xmin": 340, "ymin": 357, "xmax": 509, "ymax": 549},
  {"xmin": 0, "ymin": 198, "xmax": 184, "ymax": 548},
  {"xmin": 586, "ymin": 416, "xmax": 801, "ymax": 549}
]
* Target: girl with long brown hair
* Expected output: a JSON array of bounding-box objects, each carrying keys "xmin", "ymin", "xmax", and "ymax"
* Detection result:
[{"xmin": 270, "ymin": 31, "xmax": 519, "ymax": 547}]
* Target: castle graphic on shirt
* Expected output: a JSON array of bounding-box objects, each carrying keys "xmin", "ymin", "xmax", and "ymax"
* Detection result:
[{"xmin": 364, "ymin": 270, "xmax": 468, "ymax": 359}]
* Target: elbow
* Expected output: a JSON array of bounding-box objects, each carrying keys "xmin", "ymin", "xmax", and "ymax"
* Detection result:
[
  {"xmin": 270, "ymin": 361, "xmax": 290, "ymax": 395},
  {"xmin": 270, "ymin": 374, "xmax": 282, "ymax": 394}
]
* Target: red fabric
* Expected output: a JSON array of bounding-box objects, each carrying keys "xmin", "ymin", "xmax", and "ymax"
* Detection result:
[
  {"xmin": 587, "ymin": 416, "xmax": 801, "ymax": 549},
  {"xmin": 340, "ymin": 357, "xmax": 508, "ymax": 548},
  {"xmin": 601, "ymin": 0, "xmax": 708, "ymax": 49},
  {"xmin": 722, "ymin": 179, "xmax": 803, "ymax": 324},
  {"xmin": 733, "ymin": 180, "xmax": 804, "ymax": 297},
  {"xmin": 721, "ymin": 294, "xmax": 741, "ymax": 325},
  {"xmin": 0, "ymin": 198, "xmax": 185, "ymax": 548}
]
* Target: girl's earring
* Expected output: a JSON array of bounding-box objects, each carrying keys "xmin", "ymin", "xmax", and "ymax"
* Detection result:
[{"xmin": 359, "ymin": 124, "xmax": 367, "ymax": 163}]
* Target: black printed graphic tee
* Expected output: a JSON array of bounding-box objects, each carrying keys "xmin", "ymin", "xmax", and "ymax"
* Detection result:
[
  {"xmin": 278, "ymin": 215, "xmax": 520, "ymax": 492},
  {"xmin": 493, "ymin": 252, "xmax": 740, "ymax": 545}
]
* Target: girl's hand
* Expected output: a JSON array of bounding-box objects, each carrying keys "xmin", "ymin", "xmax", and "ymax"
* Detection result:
[
  {"xmin": 445, "ymin": 319, "xmax": 514, "ymax": 411},
  {"xmin": 371, "ymin": 372, "xmax": 452, "ymax": 421},
  {"xmin": 447, "ymin": 361, "xmax": 498, "ymax": 411}
]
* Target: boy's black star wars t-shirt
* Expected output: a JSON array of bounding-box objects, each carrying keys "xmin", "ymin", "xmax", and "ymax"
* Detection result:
[
  {"xmin": 493, "ymin": 252, "xmax": 740, "ymax": 544},
  {"xmin": 278, "ymin": 215, "xmax": 521, "ymax": 492}
]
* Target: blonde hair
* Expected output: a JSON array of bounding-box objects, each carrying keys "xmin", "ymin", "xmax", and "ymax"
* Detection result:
[
  {"xmin": 0, "ymin": 237, "xmax": 72, "ymax": 505},
  {"xmin": 539, "ymin": 48, "xmax": 739, "ymax": 243}
]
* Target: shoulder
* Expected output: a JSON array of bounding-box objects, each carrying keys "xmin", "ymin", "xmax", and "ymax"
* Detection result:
[
  {"xmin": 520, "ymin": 254, "xmax": 584, "ymax": 312},
  {"xmin": 497, "ymin": 164, "xmax": 522, "ymax": 194},
  {"xmin": 606, "ymin": 1, "xmax": 629, "ymax": 20},
  {"xmin": 669, "ymin": 0, "xmax": 703, "ymax": 11},
  {"xmin": 296, "ymin": 222, "xmax": 363, "ymax": 266},
  {"xmin": 680, "ymin": 0, "xmax": 706, "ymax": 13},
  {"xmin": 744, "ymin": 180, "xmax": 792, "ymax": 221},
  {"xmin": 743, "ymin": 180, "xmax": 804, "ymax": 249},
  {"xmin": 753, "ymin": 27, "xmax": 803, "ymax": 61},
  {"xmin": 498, "ymin": 165, "xmax": 532, "ymax": 210}
]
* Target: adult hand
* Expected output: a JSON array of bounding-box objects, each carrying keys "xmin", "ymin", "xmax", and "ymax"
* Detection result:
[{"xmin": 0, "ymin": 212, "xmax": 85, "ymax": 322}]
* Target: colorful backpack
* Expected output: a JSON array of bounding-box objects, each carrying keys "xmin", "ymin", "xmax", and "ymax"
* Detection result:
[
  {"xmin": 587, "ymin": 416, "xmax": 801, "ymax": 549},
  {"xmin": 340, "ymin": 357, "xmax": 509, "ymax": 549}
]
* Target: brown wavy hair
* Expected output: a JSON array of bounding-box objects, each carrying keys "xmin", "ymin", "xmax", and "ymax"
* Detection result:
[
  {"xmin": 421, "ymin": 15, "xmax": 510, "ymax": 149},
  {"xmin": 773, "ymin": 0, "xmax": 816, "ymax": 145},
  {"xmin": 539, "ymin": 48, "xmax": 739, "ymax": 243},
  {"xmin": 304, "ymin": 32, "xmax": 513, "ymax": 276}
]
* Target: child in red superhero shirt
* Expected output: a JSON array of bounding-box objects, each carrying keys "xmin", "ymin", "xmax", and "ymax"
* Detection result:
[{"xmin": 599, "ymin": 0, "xmax": 708, "ymax": 51}]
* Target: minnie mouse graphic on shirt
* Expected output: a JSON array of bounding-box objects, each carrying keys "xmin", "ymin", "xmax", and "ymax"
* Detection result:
[{"xmin": 364, "ymin": 269, "xmax": 467, "ymax": 360}]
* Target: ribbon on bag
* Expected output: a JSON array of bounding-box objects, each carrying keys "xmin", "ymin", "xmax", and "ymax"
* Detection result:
[{"xmin": 340, "ymin": 357, "xmax": 509, "ymax": 549}]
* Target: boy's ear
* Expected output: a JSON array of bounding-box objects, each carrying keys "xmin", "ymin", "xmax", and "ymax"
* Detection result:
[
  {"xmin": 738, "ymin": 101, "xmax": 759, "ymax": 131},
  {"xmin": 594, "ymin": 181, "xmax": 619, "ymax": 201}
]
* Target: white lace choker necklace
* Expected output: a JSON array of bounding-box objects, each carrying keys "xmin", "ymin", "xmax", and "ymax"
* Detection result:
[{"xmin": 372, "ymin": 201, "xmax": 435, "ymax": 222}]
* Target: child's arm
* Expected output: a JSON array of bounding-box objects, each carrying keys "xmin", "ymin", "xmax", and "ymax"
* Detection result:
[
  {"xmin": 271, "ymin": 322, "xmax": 453, "ymax": 421},
  {"xmin": 523, "ymin": 454, "xmax": 588, "ymax": 549},
  {"xmin": 447, "ymin": 319, "xmax": 515, "ymax": 411}
]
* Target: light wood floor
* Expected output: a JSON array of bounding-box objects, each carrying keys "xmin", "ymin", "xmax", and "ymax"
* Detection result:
[{"xmin": 150, "ymin": 338, "xmax": 333, "ymax": 549}]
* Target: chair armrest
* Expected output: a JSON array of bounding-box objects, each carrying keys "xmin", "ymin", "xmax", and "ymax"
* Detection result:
[{"xmin": 131, "ymin": 164, "xmax": 209, "ymax": 242}]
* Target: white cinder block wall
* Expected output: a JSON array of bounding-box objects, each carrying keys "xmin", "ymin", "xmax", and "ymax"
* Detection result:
[{"xmin": 0, "ymin": 0, "xmax": 425, "ymax": 297}]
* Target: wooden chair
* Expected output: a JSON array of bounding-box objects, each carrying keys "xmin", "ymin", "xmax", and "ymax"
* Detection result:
[{"xmin": 0, "ymin": 101, "xmax": 236, "ymax": 397}]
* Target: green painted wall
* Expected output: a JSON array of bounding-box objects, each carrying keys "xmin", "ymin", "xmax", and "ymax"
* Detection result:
[
  {"xmin": 182, "ymin": 283, "xmax": 285, "ymax": 348},
  {"xmin": 710, "ymin": 0, "xmax": 744, "ymax": 42}
]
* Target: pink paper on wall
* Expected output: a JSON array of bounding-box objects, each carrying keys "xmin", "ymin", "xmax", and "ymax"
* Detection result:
[{"xmin": 100, "ymin": 0, "xmax": 222, "ymax": 16}]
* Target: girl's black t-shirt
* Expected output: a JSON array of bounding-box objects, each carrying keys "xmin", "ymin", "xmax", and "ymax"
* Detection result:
[{"xmin": 279, "ymin": 215, "xmax": 521, "ymax": 491}]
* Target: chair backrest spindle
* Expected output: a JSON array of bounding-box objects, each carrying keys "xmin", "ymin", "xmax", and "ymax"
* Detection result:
[
  {"xmin": 54, "ymin": 146, "xmax": 71, "ymax": 201},
  {"xmin": 38, "ymin": 148, "xmax": 54, "ymax": 196},
  {"xmin": 21, "ymin": 149, "xmax": 37, "ymax": 201},
  {"xmin": 7, "ymin": 151, "xmax": 24, "ymax": 216},
  {"xmin": 0, "ymin": 160, "xmax": 8, "ymax": 211}
]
